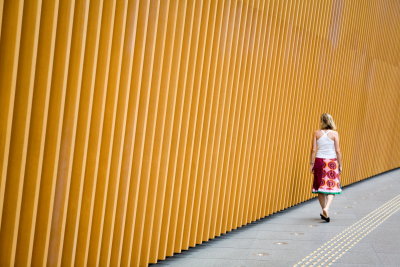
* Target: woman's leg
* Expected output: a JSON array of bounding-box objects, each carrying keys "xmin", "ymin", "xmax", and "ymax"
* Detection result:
[
  {"xmin": 323, "ymin": 194, "xmax": 335, "ymax": 217},
  {"xmin": 318, "ymin": 194, "xmax": 326, "ymax": 210}
]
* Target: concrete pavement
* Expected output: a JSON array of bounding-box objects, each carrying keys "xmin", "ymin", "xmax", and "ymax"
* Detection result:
[{"xmin": 152, "ymin": 168, "xmax": 400, "ymax": 267}]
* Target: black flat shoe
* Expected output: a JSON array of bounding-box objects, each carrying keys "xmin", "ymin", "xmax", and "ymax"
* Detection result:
[{"xmin": 320, "ymin": 213, "xmax": 330, "ymax": 222}]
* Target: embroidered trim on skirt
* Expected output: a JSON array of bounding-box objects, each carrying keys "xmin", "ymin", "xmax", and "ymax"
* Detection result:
[{"xmin": 312, "ymin": 157, "xmax": 342, "ymax": 194}]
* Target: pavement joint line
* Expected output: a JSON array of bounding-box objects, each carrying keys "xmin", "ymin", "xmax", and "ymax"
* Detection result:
[
  {"xmin": 293, "ymin": 194, "xmax": 400, "ymax": 266},
  {"xmin": 301, "ymin": 197, "xmax": 400, "ymax": 266}
]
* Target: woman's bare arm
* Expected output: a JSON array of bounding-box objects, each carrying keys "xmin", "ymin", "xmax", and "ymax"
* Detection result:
[
  {"xmin": 310, "ymin": 131, "xmax": 317, "ymax": 170},
  {"xmin": 334, "ymin": 132, "xmax": 343, "ymax": 171}
]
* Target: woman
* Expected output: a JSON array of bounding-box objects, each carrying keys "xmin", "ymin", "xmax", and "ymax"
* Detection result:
[{"xmin": 310, "ymin": 113, "xmax": 343, "ymax": 222}]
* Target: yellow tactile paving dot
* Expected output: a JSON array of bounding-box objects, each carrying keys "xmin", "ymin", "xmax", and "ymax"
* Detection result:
[{"xmin": 294, "ymin": 194, "xmax": 400, "ymax": 266}]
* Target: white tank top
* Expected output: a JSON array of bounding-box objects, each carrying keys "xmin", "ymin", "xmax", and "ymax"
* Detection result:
[{"xmin": 315, "ymin": 130, "xmax": 337, "ymax": 159}]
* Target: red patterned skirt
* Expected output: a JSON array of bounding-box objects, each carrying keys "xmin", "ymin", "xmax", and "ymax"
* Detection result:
[{"xmin": 312, "ymin": 157, "xmax": 342, "ymax": 194}]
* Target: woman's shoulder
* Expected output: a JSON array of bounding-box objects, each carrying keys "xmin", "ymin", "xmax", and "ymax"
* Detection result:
[
  {"xmin": 315, "ymin": 129, "xmax": 339, "ymax": 136},
  {"xmin": 321, "ymin": 129, "xmax": 338, "ymax": 133},
  {"xmin": 314, "ymin": 129, "xmax": 337, "ymax": 133},
  {"xmin": 329, "ymin": 130, "xmax": 339, "ymax": 138}
]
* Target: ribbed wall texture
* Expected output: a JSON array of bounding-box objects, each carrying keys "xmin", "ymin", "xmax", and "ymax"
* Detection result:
[{"xmin": 1, "ymin": 0, "xmax": 400, "ymax": 266}]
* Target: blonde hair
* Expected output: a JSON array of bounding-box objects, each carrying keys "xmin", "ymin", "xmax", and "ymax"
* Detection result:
[{"xmin": 320, "ymin": 113, "xmax": 337, "ymax": 130}]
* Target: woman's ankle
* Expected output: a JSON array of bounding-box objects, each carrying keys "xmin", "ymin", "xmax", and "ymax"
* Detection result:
[{"xmin": 322, "ymin": 208, "xmax": 329, "ymax": 217}]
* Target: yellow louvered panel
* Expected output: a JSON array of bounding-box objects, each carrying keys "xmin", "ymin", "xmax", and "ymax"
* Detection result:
[{"xmin": 0, "ymin": 0, "xmax": 399, "ymax": 266}]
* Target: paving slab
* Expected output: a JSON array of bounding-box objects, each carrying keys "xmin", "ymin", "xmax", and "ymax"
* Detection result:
[{"xmin": 152, "ymin": 168, "xmax": 400, "ymax": 266}]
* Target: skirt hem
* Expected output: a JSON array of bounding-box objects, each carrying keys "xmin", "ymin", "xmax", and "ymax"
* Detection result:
[{"xmin": 312, "ymin": 191, "xmax": 342, "ymax": 195}]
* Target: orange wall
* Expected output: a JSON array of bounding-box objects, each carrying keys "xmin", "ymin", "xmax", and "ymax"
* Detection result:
[{"xmin": 0, "ymin": 0, "xmax": 400, "ymax": 266}]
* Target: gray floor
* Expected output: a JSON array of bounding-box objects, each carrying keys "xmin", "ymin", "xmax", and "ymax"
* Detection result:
[{"xmin": 152, "ymin": 168, "xmax": 400, "ymax": 267}]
